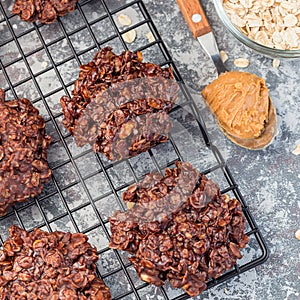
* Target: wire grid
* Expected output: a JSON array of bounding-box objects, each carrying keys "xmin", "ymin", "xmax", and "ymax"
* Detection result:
[{"xmin": 0, "ymin": 0, "xmax": 269, "ymax": 299}]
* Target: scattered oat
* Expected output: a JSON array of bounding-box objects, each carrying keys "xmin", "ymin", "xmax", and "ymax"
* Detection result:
[
  {"xmin": 224, "ymin": 288, "xmax": 229, "ymax": 294},
  {"xmin": 122, "ymin": 29, "xmax": 136, "ymax": 43},
  {"xmin": 295, "ymin": 229, "xmax": 300, "ymax": 240},
  {"xmin": 117, "ymin": 14, "xmax": 132, "ymax": 26},
  {"xmin": 272, "ymin": 58, "xmax": 280, "ymax": 69},
  {"xmin": 41, "ymin": 61, "xmax": 48, "ymax": 69},
  {"xmin": 234, "ymin": 57, "xmax": 250, "ymax": 68},
  {"xmin": 223, "ymin": 0, "xmax": 300, "ymax": 50},
  {"xmin": 220, "ymin": 50, "xmax": 229, "ymax": 63},
  {"xmin": 12, "ymin": 24, "xmax": 18, "ymax": 30},
  {"xmin": 292, "ymin": 144, "xmax": 300, "ymax": 155},
  {"xmin": 146, "ymin": 31, "xmax": 155, "ymax": 43}
]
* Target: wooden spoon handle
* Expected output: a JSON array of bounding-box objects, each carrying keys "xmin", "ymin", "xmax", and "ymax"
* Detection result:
[{"xmin": 176, "ymin": 0, "xmax": 211, "ymax": 38}]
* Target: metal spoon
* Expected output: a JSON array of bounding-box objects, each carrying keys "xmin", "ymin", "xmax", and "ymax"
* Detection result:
[
  {"xmin": 176, "ymin": 0, "xmax": 226, "ymax": 75},
  {"xmin": 176, "ymin": 0, "xmax": 277, "ymax": 149}
]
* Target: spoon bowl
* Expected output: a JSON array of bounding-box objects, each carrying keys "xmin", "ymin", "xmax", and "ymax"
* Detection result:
[{"xmin": 220, "ymin": 98, "xmax": 277, "ymax": 150}]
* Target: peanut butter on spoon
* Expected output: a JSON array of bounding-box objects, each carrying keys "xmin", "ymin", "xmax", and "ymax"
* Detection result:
[{"xmin": 201, "ymin": 71, "xmax": 277, "ymax": 150}]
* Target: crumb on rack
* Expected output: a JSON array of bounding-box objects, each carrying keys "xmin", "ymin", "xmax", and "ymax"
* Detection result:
[
  {"xmin": 146, "ymin": 31, "xmax": 155, "ymax": 43},
  {"xmin": 122, "ymin": 29, "xmax": 137, "ymax": 43},
  {"xmin": 117, "ymin": 14, "xmax": 132, "ymax": 26}
]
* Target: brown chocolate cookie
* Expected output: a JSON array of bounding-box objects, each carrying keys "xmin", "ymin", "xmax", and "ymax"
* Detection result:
[
  {"xmin": 0, "ymin": 89, "xmax": 52, "ymax": 215},
  {"xmin": 0, "ymin": 225, "xmax": 112, "ymax": 299},
  {"xmin": 12, "ymin": 0, "xmax": 78, "ymax": 24},
  {"xmin": 109, "ymin": 161, "xmax": 249, "ymax": 297},
  {"xmin": 60, "ymin": 47, "xmax": 177, "ymax": 161}
]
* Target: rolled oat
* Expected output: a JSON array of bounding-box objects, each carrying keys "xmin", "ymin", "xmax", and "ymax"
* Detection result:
[
  {"xmin": 146, "ymin": 31, "xmax": 155, "ymax": 43},
  {"xmin": 234, "ymin": 57, "xmax": 250, "ymax": 68},
  {"xmin": 122, "ymin": 29, "xmax": 137, "ymax": 43},
  {"xmin": 220, "ymin": 50, "xmax": 229, "ymax": 62},
  {"xmin": 272, "ymin": 58, "xmax": 280, "ymax": 68},
  {"xmin": 223, "ymin": 0, "xmax": 300, "ymax": 50},
  {"xmin": 117, "ymin": 13, "xmax": 132, "ymax": 26}
]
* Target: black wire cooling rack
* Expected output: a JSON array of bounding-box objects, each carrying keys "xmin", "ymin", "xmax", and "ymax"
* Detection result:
[{"xmin": 0, "ymin": 0, "xmax": 269, "ymax": 299}]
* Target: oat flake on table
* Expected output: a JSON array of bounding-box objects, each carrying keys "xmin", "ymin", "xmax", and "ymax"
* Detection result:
[
  {"xmin": 292, "ymin": 144, "xmax": 300, "ymax": 155},
  {"xmin": 272, "ymin": 58, "xmax": 280, "ymax": 68},
  {"xmin": 234, "ymin": 57, "xmax": 250, "ymax": 68},
  {"xmin": 220, "ymin": 50, "xmax": 229, "ymax": 62},
  {"xmin": 223, "ymin": 0, "xmax": 300, "ymax": 50}
]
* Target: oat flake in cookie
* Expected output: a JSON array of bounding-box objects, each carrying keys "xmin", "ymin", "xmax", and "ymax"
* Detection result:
[
  {"xmin": 0, "ymin": 225, "xmax": 112, "ymax": 300},
  {"xmin": 109, "ymin": 161, "xmax": 249, "ymax": 297},
  {"xmin": 0, "ymin": 89, "xmax": 52, "ymax": 215},
  {"xmin": 12, "ymin": 0, "xmax": 78, "ymax": 24},
  {"xmin": 60, "ymin": 47, "xmax": 177, "ymax": 161}
]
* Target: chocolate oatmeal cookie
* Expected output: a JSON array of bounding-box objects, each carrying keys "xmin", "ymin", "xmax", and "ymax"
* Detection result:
[
  {"xmin": 0, "ymin": 225, "xmax": 112, "ymax": 299},
  {"xmin": 109, "ymin": 161, "xmax": 249, "ymax": 297},
  {"xmin": 12, "ymin": 0, "xmax": 78, "ymax": 24},
  {"xmin": 60, "ymin": 47, "xmax": 177, "ymax": 161},
  {"xmin": 0, "ymin": 89, "xmax": 52, "ymax": 215}
]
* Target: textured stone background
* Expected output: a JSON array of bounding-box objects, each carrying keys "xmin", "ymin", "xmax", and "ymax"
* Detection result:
[
  {"xmin": 0, "ymin": 0, "xmax": 299, "ymax": 299},
  {"xmin": 143, "ymin": 0, "xmax": 300, "ymax": 299}
]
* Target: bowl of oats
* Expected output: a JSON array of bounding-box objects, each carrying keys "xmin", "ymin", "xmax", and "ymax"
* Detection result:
[{"xmin": 213, "ymin": 0, "xmax": 300, "ymax": 59}]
